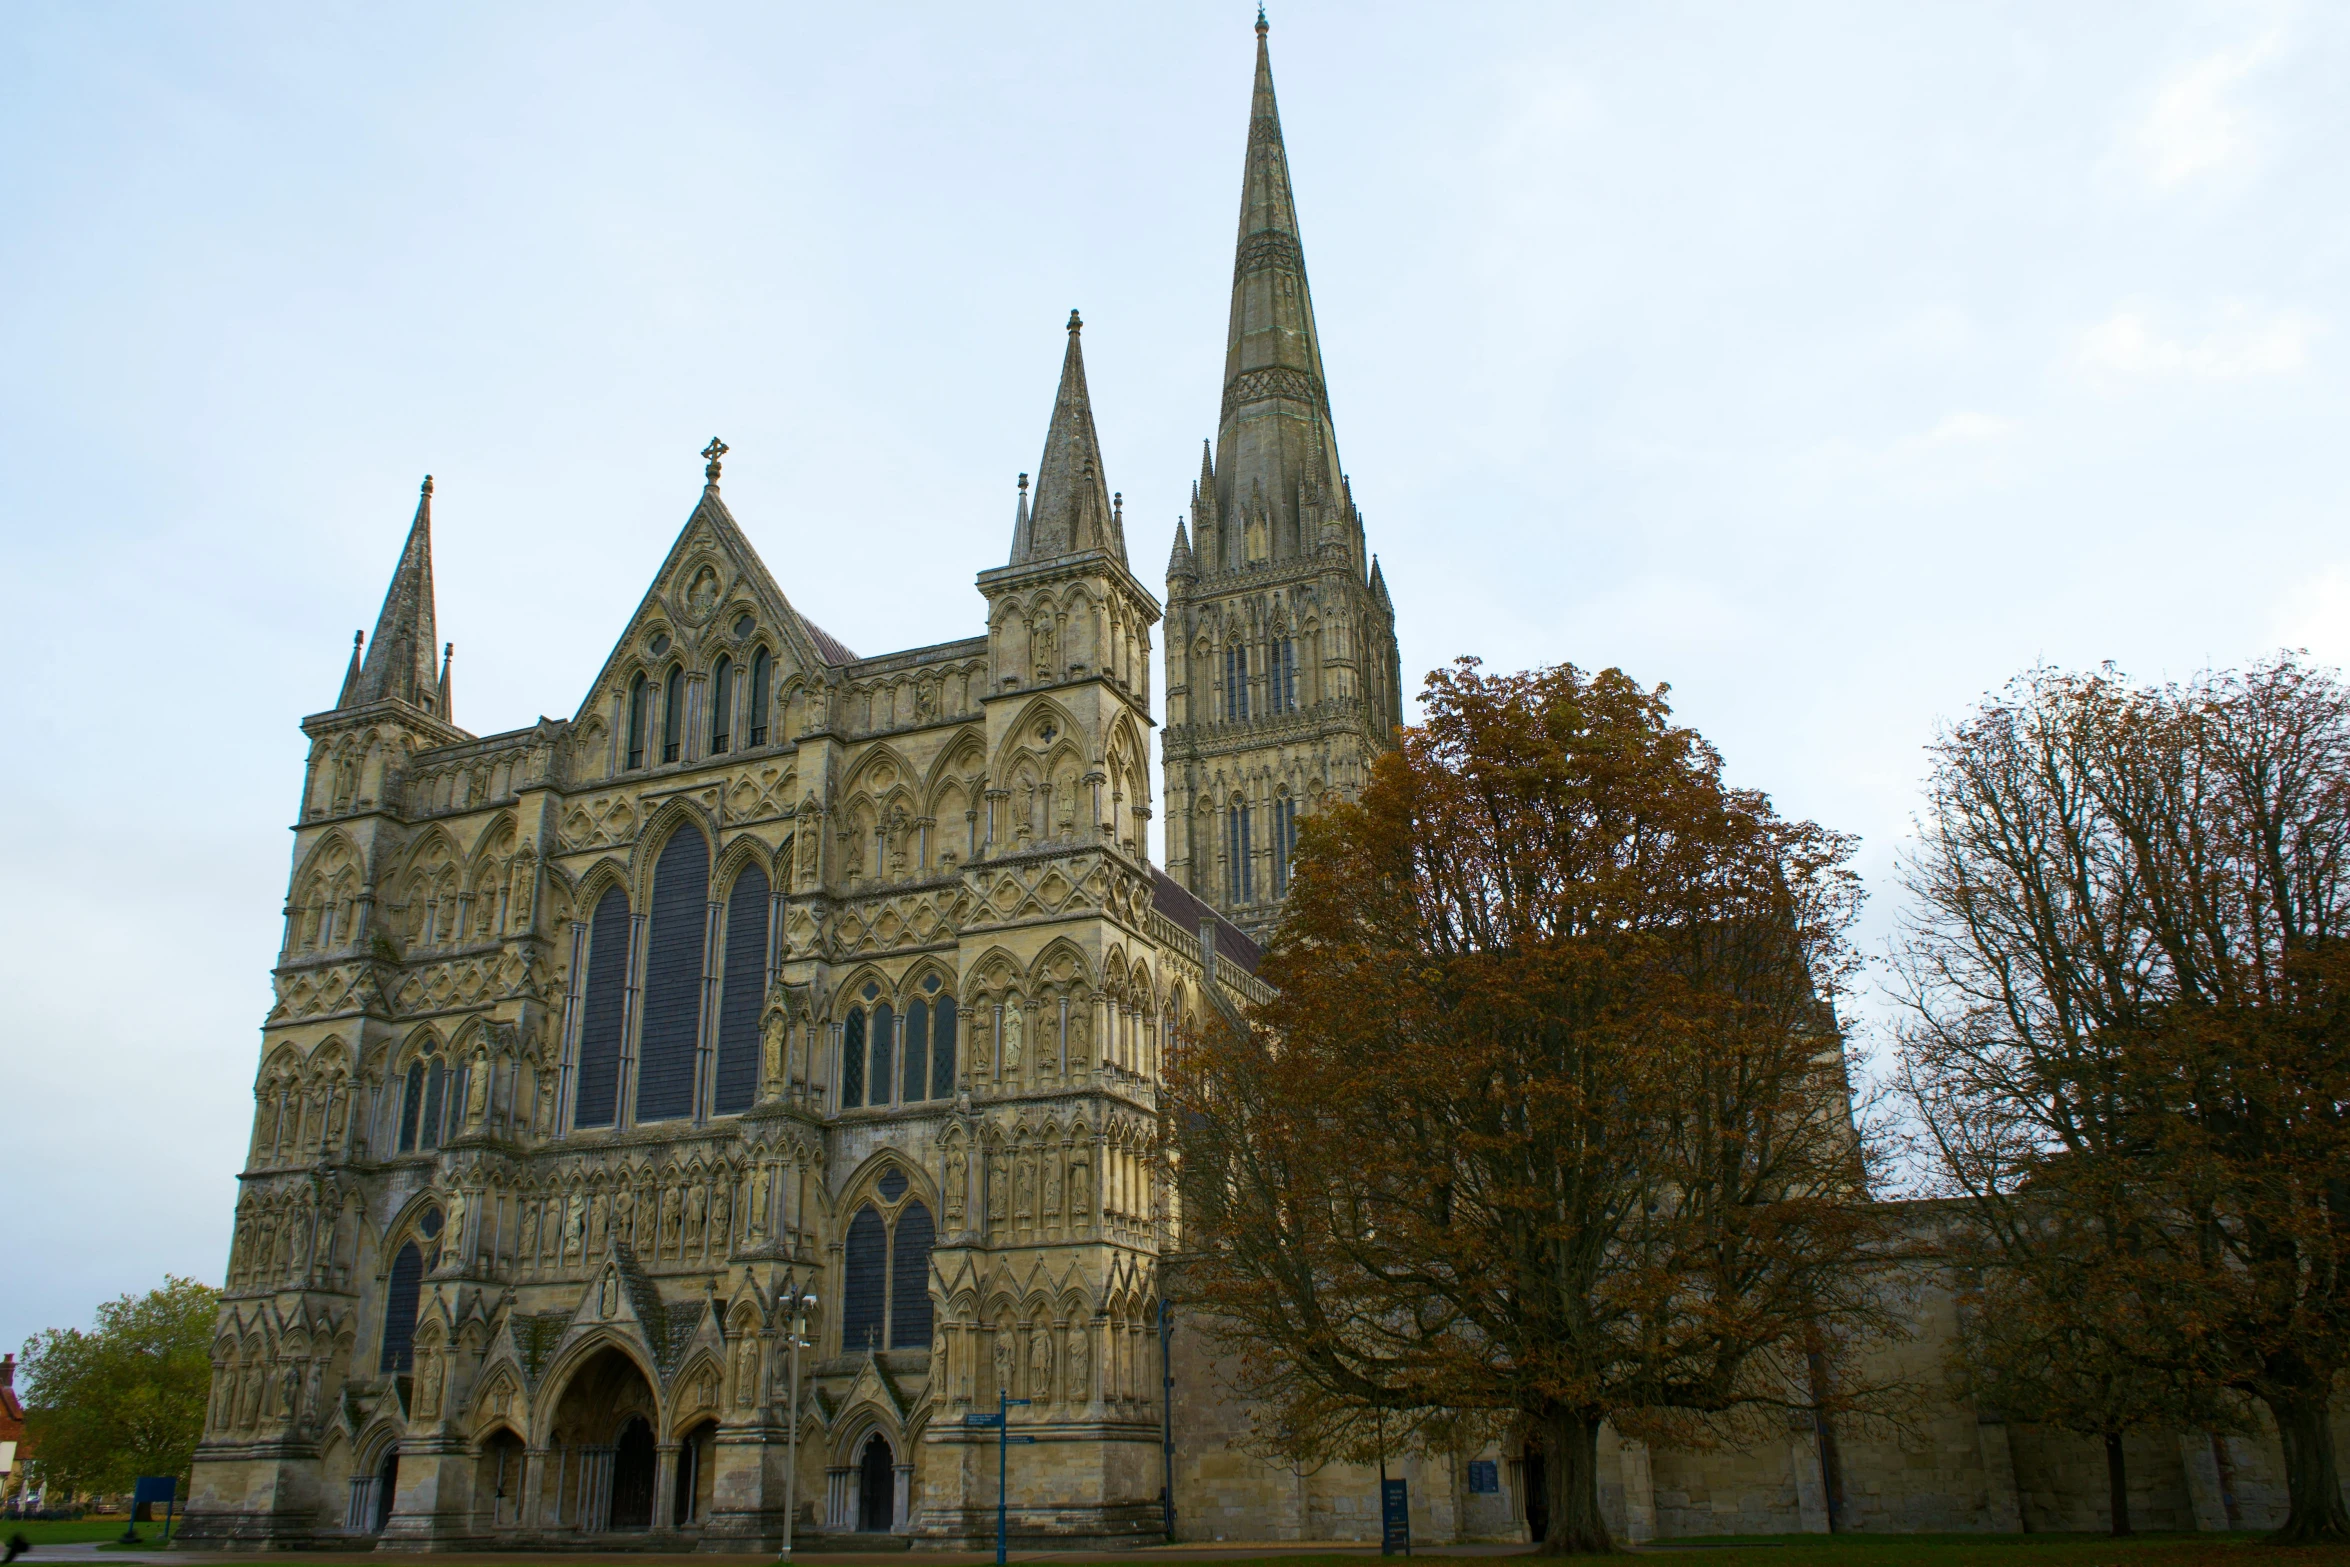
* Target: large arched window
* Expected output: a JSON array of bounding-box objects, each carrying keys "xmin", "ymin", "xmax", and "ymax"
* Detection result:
[
  {"xmin": 838, "ymin": 1169, "xmax": 936, "ymax": 1356},
  {"xmin": 840, "ymin": 982, "xmax": 956, "ymax": 1110},
  {"xmin": 889, "ymin": 1201, "xmax": 935, "ymax": 1348},
  {"xmin": 378, "ymin": 1237, "xmax": 425, "ymax": 1372},
  {"xmin": 662, "ymin": 667, "xmax": 685, "ymax": 763},
  {"xmin": 713, "ymin": 862, "xmax": 768, "ymax": 1116},
  {"xmin": 748, "ymin": 648, "xmax": 772, "ymax": 746},
  {"xmin": 573, "ymin": 884, "xmax": 632, "ymax": 1128},
  {"xmin": 709, "ymin": 655, "xmax": 733, "ymax": 755},
  {"xmin": 636, "ymin": 827, "xmax": 710, "ymax": 1122},
  {"xmin": 841, "ymin": 1206, "xmax": 886, "ymax": 1354},
  {"xmin": 626, "ymin": 674, "xmax": 649, "ymax": 771}
]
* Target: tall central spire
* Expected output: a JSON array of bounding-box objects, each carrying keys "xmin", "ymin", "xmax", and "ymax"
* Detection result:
[{"xmin": 1208, "ymin": 10, "xmax": 1348, "ymax": 569}]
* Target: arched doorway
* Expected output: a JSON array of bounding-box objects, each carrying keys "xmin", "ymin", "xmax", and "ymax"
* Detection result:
[
  {"xmin": 857, "ymin": 1433, "xmax": 894, "ymax": 1532},
  {"xmin": 371, "ymin": 1447, "xmax": 399, "ymax": 1533},
  {"xmin": 477, "ymin": 1428, "xmax": 525, "ymax": 1528},
  {"xmin": 546, "ymin": 1345, "xmax": 659, "ymax": 1534},
  {"xmin": 610, "ymin": 1417, "xmax": 656, "ymax": 1530},
  {"xmin": 674, "ymin": 1419, "xmax": 717, "ymax": 1527}
]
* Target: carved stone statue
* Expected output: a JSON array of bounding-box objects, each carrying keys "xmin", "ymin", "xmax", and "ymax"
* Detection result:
[
  {"xmin": 1001, "ymin": 1005, "xmax": 1025, "ymax": 1075},
  {"xmin": 761, "ymin": 1009, "xmax": 788, "ymax": 1092},
  {"xmin": 944, "ymin": 1144, "xmax": 968, "ymax": 1222},
  {"xmin": 441, "ymin": 1189, "xmax": 468, "ymax": 1261},
  {"xmin": 464, "ymin": 1048, "xmax": 490, "ymax": 1128},
  {"xmin": 518, "ymin": 1201, "xmax": 540, "ymax": 1262},
  {"xmin": 1067, "ymin": 1330, "xmax": 1090, "ymax": 1404},
  {"xmin": 588, "ymin": 1191, "xmax": 610, "ymax": 1254},
  {"xmin": 710, "ymin": 1182, "xmax": 733, "ymax": 1253},
  {"xmin": 684, "ymin": 1183, "xmax": 706, "ymax": 1252},
  {"xmin": 535, "ymin": 1070, "xmax": 555, "ymax": 1136},
  {"xmin": 660, "ymin": 1185, "xmax": 683, "ymax": 1256},
  {"xmin": 1069, "ymin": 1162, "xmax": 1091, "ymax": 1223},
  {"xmin": 563, "ymin": 1192, "xmax": 586, "ymax": 1259},
  {"xmin": 1014, "ymin": 1155, "xmax": 1034, "ymax": 1217},
  {"xmin": 748, "ymin": 1169, "xmax": 770, "ymax": 1240},
  {"xmin": 987, "ymin": 1156, "xmax": 1007, "ymax": 1223},
  {"xmin": 612, "ymin": 1188, "xmax": 635, "ymax": 1251},
  {"xmin": 734, "ymin": 1337, "xmax": 760, "ymax": 1409},
  {"xmin": 1043, "ymin": 1156, "xmax": 1062, "ymax": 1218},
  {"xmin": 1029, "ymin": 1332, "xmax": 1053, "ymax": 1404},
  {"xmin": 992, "ymin": 1332, "xmax": 1012, "ymax": 1398},
  {"xmin": 414, "ymin": 1347, "xmax": 443, "ymax": 1421}
]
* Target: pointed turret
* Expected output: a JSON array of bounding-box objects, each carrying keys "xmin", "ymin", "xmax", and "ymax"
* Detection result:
[
  {"xmin": 1209, "ymin": 10, "xmax": 1347, "ymax": 569},
  {"xmin": 1168, "ymin": 516, "xmax": 1197, "ymax": 584},
  {"xmin": 1012, "ymin": 311, "xmax": 1123, "ymax": 566},
  {"xmin": 347, "ymin": 476, "xmax": 443, "ymax": 711},
  {"xmin": 336, "ymin": 630, "xmax": 365, "ymax": 706},
  {"xmin": 1011, "ymin": 473, "xmax": 1032, "ymax": 559},
  {"xmin": 435, "ymin": 642, "xmax": 454, "ymax": 722},
  {"xmin": 1371, "ymin": 555, "xmax": 1392, "ymax": 609}
]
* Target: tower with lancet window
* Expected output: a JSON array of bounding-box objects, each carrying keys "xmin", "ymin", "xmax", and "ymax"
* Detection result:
[{"xmin": 1161, "ymin": 8, "xmax": 1404, "ymax": 941}]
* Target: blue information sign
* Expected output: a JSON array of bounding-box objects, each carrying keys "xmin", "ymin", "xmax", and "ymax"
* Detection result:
[
  {"xmin": 1380, "ymin": 1477, "xmax": 1410, "ymax": 1556},
  {"xmin": 1467, "ymin": 1460, "xmax": 1499, "ymax": 1495}
]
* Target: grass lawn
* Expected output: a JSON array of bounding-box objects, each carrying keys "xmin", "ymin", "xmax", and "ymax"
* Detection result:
[{"xmin": 0, "ymin": 1518, "xmax": 141, "ymax": 1544}]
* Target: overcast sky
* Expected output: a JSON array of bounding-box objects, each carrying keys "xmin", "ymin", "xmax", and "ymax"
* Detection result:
[{"xmin": 3, "ymin": 1, "xmax": 2344, "ymax": 1352}]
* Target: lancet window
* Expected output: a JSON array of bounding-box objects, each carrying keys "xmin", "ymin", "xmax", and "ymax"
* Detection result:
[
  {"xmin": 626, "ymin": 673, "xmax": 649, "ymax": 771},
  {"xmin": 662, "ymin": 666, "xmax": 685, "ymax": 763},
  {"xmin": 572, "ymin": 884, "xmax": 632, "ymax": 1129},
  {"xmin": 838, "ymin": 976, "xmax": 956, "ymax": 1110},
  {"xmin": 1271, "ymin": 792, "xmax": 1297, "ymax": 899},
  {"xmin": 838, "ymin": 1166, "xmax": 935, "ymax": 1354},
  {"xmin": 709, "ymin": 655, "xmax": 733, "ymax": 754},
  {"xmin": 748, "ymin": 647, "xmax": 772, "ymax": 746},
  {"xmin": 397, "ymin": 1048, "xmax": 466, "ymax": 1153},
  {"xmin": 1227, "ymin": 797, "xmax": 1255, "ymax": 905},
  {"xmin": 635, "ymin": 826, "xmax": 709, "ymax": 1122},
  {"xmin": 1224, "ymin": 645, "xmax": 1250, "ymax": 721},
  {"xmin": 377, "ymin": 1208, "xmax": 436, "ymax": 1373},
  {"xmin": 713, "ymin": 862, "xmax": 768, "ymax": 1116}
]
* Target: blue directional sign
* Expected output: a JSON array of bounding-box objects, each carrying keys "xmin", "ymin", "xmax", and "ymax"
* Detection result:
[
  {"xmin": 964, "ymin": 1412, "xmax": 1004, "ymax": 1427},
  {"xmin": 1380, "ymin": 1478, "xmax": 1411, "ymax": 1556}
]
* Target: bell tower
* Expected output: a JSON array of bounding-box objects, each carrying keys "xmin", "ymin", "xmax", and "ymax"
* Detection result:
[{"xmin": 1161, "ymin": 12, "xmax": 1402, "ymax": 941}]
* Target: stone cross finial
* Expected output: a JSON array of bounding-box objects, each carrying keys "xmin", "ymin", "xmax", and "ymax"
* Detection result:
[{"xmin": 702, "ymin": 438, "xmax": 729, "ymax": 486}]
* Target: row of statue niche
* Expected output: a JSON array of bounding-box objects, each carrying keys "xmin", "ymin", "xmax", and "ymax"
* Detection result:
[
  {"xmin": 229, "ymin": 1198, "xmax": 346, "ymax": 1291},
  {"xmin": 943, "ymin": 1138, "xmax": 1095, "ymax": 1231},
  {"xmin": 950, "ymin": 1320, "xmax": 1157, "ymax": 1408},
  {"xmin": 208, "ymin": 1343, "xmax": 339, "ymax": 1436},
  {"xmin": 499, "ymin": 1163, "xmax": 783, "ymax": 1273},
  {"xmin": 972, "ymin": 1001, "xmax": 1094, "ymax": 1081}
]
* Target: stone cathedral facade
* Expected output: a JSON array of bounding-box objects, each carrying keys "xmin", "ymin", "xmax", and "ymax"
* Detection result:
[{"xmin": 184, "ymin": 18, "xmax": 1325, "ymax": 1554}]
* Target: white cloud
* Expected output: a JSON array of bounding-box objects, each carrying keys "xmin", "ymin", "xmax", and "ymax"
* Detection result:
[
  {"xmin": 2075, "ymin": 307, "xmax": 2317, "ymax": 379},
  {"xmin": 2136, "ymin": 31, "xmax": 2280, "ymax": 187}
]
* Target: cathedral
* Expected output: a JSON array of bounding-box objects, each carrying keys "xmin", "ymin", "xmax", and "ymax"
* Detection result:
[
  {"xmin": 184, "ymin": 15, "xmax": 2325, "ymax": 1553},
  {"xmin": 183, "ymin": 15, "xmax": 1400, "ymax": 1552}
]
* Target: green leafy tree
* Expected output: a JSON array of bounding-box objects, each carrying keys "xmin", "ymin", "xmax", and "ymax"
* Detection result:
[{"xmin": 19, "ymin": 1277, "xmax": 220, "ymax": 1497}]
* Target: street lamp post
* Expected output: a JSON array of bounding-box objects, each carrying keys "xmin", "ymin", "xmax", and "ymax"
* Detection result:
[{"xmin": 780, "ymin": 1291, "xmax": 817, "ymax": 1560}]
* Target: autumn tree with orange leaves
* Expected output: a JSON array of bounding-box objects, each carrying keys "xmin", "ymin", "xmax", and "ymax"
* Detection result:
[
  {"xmin": 1168, "ymin": 661, "xmax": 1899, "ymax": 1555},
  {"xmin": 1897, "ymin": 657, "xmax": 2350, "ymax": 1544}
]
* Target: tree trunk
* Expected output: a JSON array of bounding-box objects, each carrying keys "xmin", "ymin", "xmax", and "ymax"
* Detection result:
[
  {"xmin": 1536, "ymin": 1410, "xmax": 1613, "ymax": 1556},
  {"xmin": 2267, "ymin": 1386, "xmax": 2350, "ymax": 1543},
  {"xmin": 2101, "ymin": 1430, "xmax": 2132, "ymax": 1537}
]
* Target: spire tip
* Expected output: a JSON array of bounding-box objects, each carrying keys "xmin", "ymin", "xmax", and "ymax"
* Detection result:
[
  {"xmin": 1067, "ymin": 308, "xmax": 1083, "ymax": 334},
  {"xmin": 421, "ymin": 474, "xmax": 434, "ymax": 497},
  {"xmin": 1256, "ymin": 2, "xmax": 1268, "ymax": 36}
]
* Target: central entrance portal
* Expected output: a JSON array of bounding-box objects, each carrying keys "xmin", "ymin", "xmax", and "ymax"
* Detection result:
[
  {"xmin": 548, "ymin": 1346, "xmax": 661, "ymax": 1534},
  {"xmin": 858, "ymin": 1434, "xmax": 894, "ymax": 1532},
  {"xmin": 610, "ymin": 1417, "xmax": 656, "ymax": 1530}
]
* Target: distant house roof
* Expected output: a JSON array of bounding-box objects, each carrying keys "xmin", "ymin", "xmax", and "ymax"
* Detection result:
[{"xmin": 1150, "ymin": 867, "xmax": 1263, "ymax": 976}]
